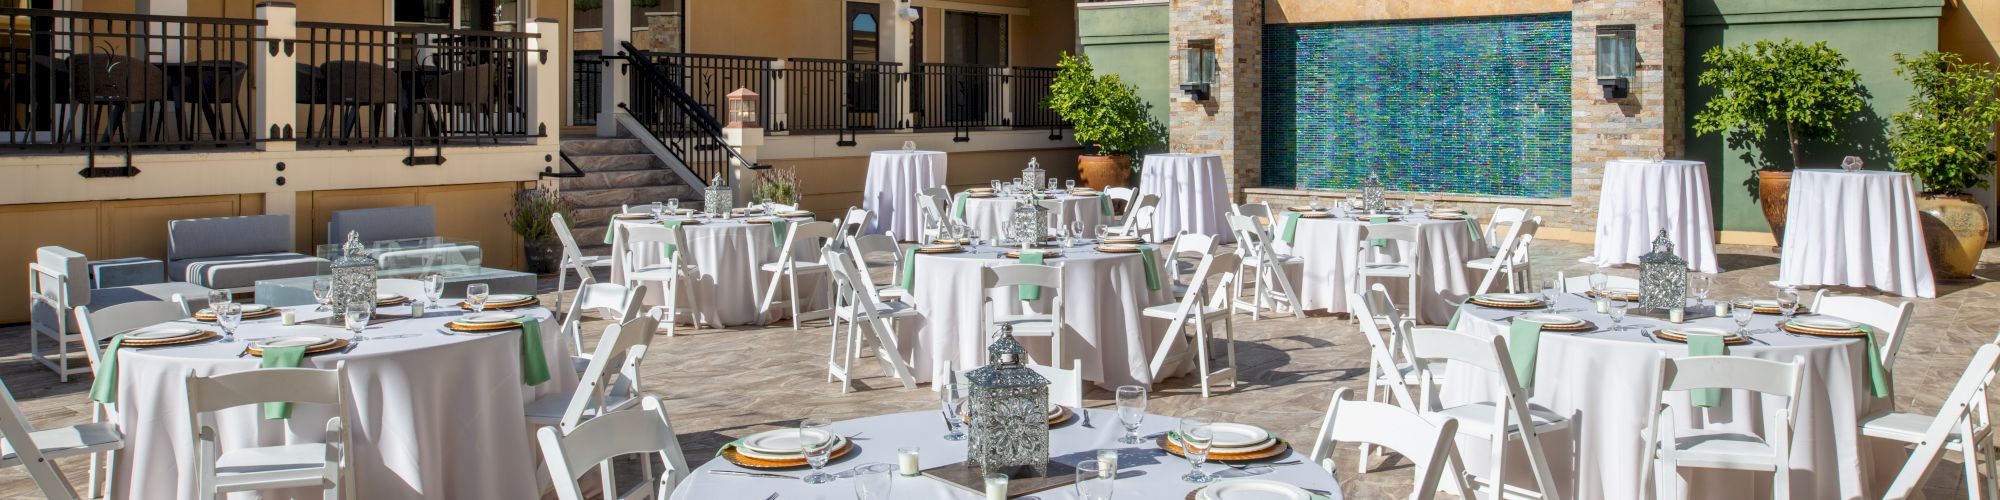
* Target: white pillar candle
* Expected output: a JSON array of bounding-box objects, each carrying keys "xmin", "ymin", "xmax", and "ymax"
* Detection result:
[
  {"xmin": 984, "ymin": 474, "xmax": 1009, "ymax": 500},
  {"xmin": 898, "ymin": 447, "xmax": 921, "ymax": 477},
  {"xmin": 1096, "ymin": 449, "xmax": 1119, "ymax": 479},
  {"xmin": 1715, "ymin": 302, "xmax": 1730, "ymax": 317},
  {"xmin": 1669, "ymin": 307, "xmax": 1684, "ymax": 324},
  {"xmin": 1595, "ymin": 298, "xmax": 1610, "ymax": 314},
  {"xmin": 280, "ymin": 310, "xmax": 297, "ymax": 326}
]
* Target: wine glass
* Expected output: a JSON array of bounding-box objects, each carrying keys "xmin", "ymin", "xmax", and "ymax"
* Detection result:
[
  {"xmin": 1609, "ymin": 300, "xmax": 1629, "ymax": 332},
  {"xmin": 1095, "ymin": 224, "xmax": 1112, "ymax": 242},
  {"xmin": 215, "ymin": 302, "xmax": 241, "ymax": 343},
  {"xmin": 665, "ymin": 198, "xmax": 680, "ymax": 215},
  {"xmin": 1309, "ymin": 193, "xmax": 1322, "ymax": 212},
  {"xmin": 344, "ymin": 302, "xmax": 372, "ymax": 341},
  {"xmin": 1539, "ymin": 278, "xmax": 1559, "ymax": 311},
  {"xmin": 1178, "ymin": 416, "xmax": 1215, "ymax": 483},
  {"xmin": 1115, "ymin": 385, "xmax": 1146, "ymax": 444},
  {"xmin": 1423, "ymin": 195, "xmax": 1436, "ymax": 213},
  {"xmin": 799, "ymin": 418, "xmax": 837, "ymax": 484},
  {"xmin": 1075, "ymin": 459, "xmax": 1114, "ymax": 500},
  {"xmin": 1779, "ymin": 286, "xmax": 1801, "ymax": 324},
  {"xmin": 1588, "ymin": 271, "xmax": 1609, "ymax": 297},
  {"xmin": 1692, "ymin": 274, "xmax": 1714, "ymax": 309},
  {"xmin": 990, "ymin": 180, "xmax": 1002, "ymax": 193},
  {"xmin": 1065, "ymin": 179, "xmax": 1077, "ymax": 191},
  {"xmin": 310, "ymin": 278, "xmax": 332, "ymax": 312},
  {"xmin": 423, "ymin": 274, "xmax": 444, "ymax": 310},
  {"xmin": 941, "ymin": 383, "xmax": 969, "ymax": 441},
  {"xmin": 1731, "ymin": 302, "xmax": 1755, "ymax": 335},
  {"xmin": 208, "ymin": 290, "xmax": 232, "ymax": 315},
  {"xmin": 761, "ymin": 197, "xmax": 775, "ymax": 213},
  {"xmin": 851, "ymin": 462, "xmax": 895, "ymax": 499},
  {"xmin": 466, "ymin": 283, "xmax": 491, "ymax": 313},
  {"xmin": 1047, "ymin": 179, "xmax": 1058, "ymax": 192}
]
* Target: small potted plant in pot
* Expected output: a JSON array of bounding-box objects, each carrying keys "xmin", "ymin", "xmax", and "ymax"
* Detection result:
[
  {"xmin": 751, "ymin": 166, "xmax": 802, "ymax": 210},
  {"xmin": 1888, "ymin": 51, "xmax": 2000, "ymax": 279},
  {"xmin": 1692, "ymin": 39, "xmax": 1864, "ymax": 247},
  {"xmin": 505, "ymin": 189, "xmax": 571, "ymax": 274},
  {"xmin": 1044, "ymin": 52, "xmax": 1166, "ymax": 189}
]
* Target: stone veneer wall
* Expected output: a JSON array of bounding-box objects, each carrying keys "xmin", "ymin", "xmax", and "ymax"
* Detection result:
[
  {"xmin": 1169, "ymin": 0, "xmax": 1263, "ymax": 199},
  {"xmin": 1566, "ymin": 0, "xmax": 1683, "ymax": 235}
]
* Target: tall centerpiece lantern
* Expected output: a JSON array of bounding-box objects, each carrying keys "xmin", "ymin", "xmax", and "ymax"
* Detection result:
[
  {"xmin": 1361, "ymin": 172, "xmax": 1387, "ymax": 213},
  {"xmin": 1009, "ymin": 196, "xmax": 1050, "ymax": 247},
  {"xmin": 703, "ymin": 173, "xmax": 734, "ymax": 217},
  {"xmin": 1638, "ymin": 229, "xmax": 1688, "ymax": 312},
  {"xmin": 328, "ymin": 230, "xmax": 379, "ymax": 313},
  {"xmin": 1021, "ymin": 157, "xmax": 1047, "ymax": 193},
  {"xmin": 965, "ymin": 325, "xmax": 1051, "ymax": 477}
]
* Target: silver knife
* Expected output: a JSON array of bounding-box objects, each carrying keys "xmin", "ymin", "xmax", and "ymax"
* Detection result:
[{"xmin": 711, "ymin": 470, "xmax": 798, "ymax": 480}]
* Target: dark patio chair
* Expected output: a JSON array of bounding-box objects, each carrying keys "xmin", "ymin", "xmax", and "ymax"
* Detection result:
[
  {"xmin": 1, "ymin": 55, "xmax": 73, "ymax": 146},
  {"xmin": 420, "ymin": 63, "xmax": 502, "ymax": 144},
  {"xmin": 295, "ymin": 62, "xmax": 324, "ymax": 138},
  {"xmin": 318, "ymin": 60, "xmax": 399, "ymax": 143},
  {"xmin": 165, "ymin": 60, "xmax": 250, "ymax": 146},
  {"xmin": 67, "ymin": 54, "xmax": 168, "ymax": 146}
]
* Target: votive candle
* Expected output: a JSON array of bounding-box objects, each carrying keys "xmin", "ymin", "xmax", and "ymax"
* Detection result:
[
  {"xmin": 1595, "ymin": 298, "xmax": 1610, "ymax": 314},
  {"xmin": 280, "ymin": 310, "xmax": 297, "ymax": 326},
  {"xmin": 897, "ymin": 447, "xmax": 921, "ymax": 477},
  {"xmin": 1669, "ymin": 307, "xmax": 1685, "ymax": 323},
  {"xmin": 984, "ymin": 473, "xmax": 1008, "ymax": 500},
  {"xmin": 1096, "ymin": 449, "xmax": 1119, "ymax": 479}
]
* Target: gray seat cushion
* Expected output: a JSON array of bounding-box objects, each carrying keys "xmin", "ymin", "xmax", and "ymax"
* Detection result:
[
  {"xmin": 170, "ymin": 252, "xmax": 327, "ymax": 290},
  {"xmin": 29, "ymin": 282, "xmax": 212, "ymax": 333},
  {"xmin": 329, "ymin": 206, "xmax": 436, "ymax": 243},
  {"xmin": 168, "ymin": 215, "xmax": 295, "ymax": 262}
]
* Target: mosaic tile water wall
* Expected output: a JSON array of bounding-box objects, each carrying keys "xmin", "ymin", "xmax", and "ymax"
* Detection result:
[{"xmin": 1263, "ymin": 14, "xmax": 1573, "ymax": 198}]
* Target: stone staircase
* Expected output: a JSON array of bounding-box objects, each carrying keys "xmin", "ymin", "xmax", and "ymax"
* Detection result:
[{"xmin": 558, "ymin": 137, "xmax": 701, "ymax": 255}]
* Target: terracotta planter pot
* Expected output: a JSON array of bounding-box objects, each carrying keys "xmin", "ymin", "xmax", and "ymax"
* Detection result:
[
  {"xmin": 1916, "ymin": 193, "xmax": 1988, "ymax": 279},
  {"xmin": 1077, "ymin": 154, "xmax": 1132, "ymax": 190},
  {"xmin": 1756, "ymin": 171, "xmax": 1792, "ymax": 247}
]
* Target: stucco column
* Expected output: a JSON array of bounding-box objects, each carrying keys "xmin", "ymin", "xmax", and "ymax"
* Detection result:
[
  {"xmin": 880, "ymin": 0, "xmax": 916, "ymax": 131},
  {"xmin": 598, "ymin": 0, "xmax": 632, "ymax": 137},
  {"xmin": 1570, "ymin": 0, "xmax": 1685, "ymax": 235},
  {"xmin": 526, "ymin": 18, "xmax": 561, "ymax": 147},
  {"xmin": 1169, "ymin": 0, "xmax": 1262, "ymax": 203},
  {"xmin": 253, "ymin": 2, "xmax": 297, "ymax": 153}
]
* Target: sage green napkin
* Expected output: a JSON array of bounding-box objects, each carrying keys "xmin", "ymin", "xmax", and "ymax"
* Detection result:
[
  {"xmin": 953, "ymin": 192, "xmax": 971, "ymax": 219},
  {"xmin": 658, "ymin": 219, "xmax": 683, "ymax": 261},
  {"xmin": 1097, "ymin": 193, "xmax": 1113, "ymax": 216},
  {"xmin": 1465, "ymin": 219, "xmax": 1483, "ymax": 245},
  {"xmin": 1859, "ymin": 324, "xmax": 1890, "ymax": 398},
  {"xmin": 1508, "ymin": 319, "xmax": 1545, "ymax": 390},
  {"xmin": 898, "ymin": 247, "xmax": 920, "ymax": 292},
  {"xmin": 259, "ymin": 344, "xmax": 308, "ymax": 419},
  {"xmin": 1369, "ymin": 216, "xmax": 1389, "ymax": 247},
  {"xmin": 769, "ymin": 218, "xmax": 794, "ymax": 247},
  {"xmin": 1687, "ymin": 334, "xmax": 1728, "ymax": 408},
  {"xmin": 1280, "ymin": 212, "xmax": 1303, "ymax": 244},
  {"xmin": 86, "ymin": 335, "xmax": 126, "ymax": 405},
  {"xmin": 716, "ymin": 438, "xmax": 746, "ymax": 458},
  {"xmin": 514, "ymin": 318, "xmax": 551, "ymax": 386},
  {"xmin": 1016, "ymin": 252, "xmax": 1046, "ymax": 300},
  {"xmin": 1448, "ymin": 309, "xmax": 1463, "ymax": 330},
  {"xmin": 1137, "ymin": 246, "xmax": 1161, "ymax": 291}
]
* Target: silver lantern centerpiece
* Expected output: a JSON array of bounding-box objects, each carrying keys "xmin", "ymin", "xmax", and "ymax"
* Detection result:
[
  {"xmin": 703, "ymin": 173, "xmax": 733, "ymax": 217},
  {"xmin": 965, "ymin": 325, "xmax": 1051, "ymax": 477},
  {"xmin": 1361, "ymin": 172, "xmax": 1387, "ymax": 213},
  {"xmin": 1008, "ymin": 195, "xmax": 1050, "ymax": 246},
  {"xmin": 328, "ymin": 230, "xmax": 379, "ymax": 313},
  {"xmin": 1021, "ymin": 157, "xmax": 1047, "ymax": 193},
  {"xmin": 1638, "ymin": 229, "xmax": 1688, "ymax": 312}
]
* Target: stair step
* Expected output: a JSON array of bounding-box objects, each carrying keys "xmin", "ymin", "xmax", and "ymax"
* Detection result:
[
  {"xmin": 562, "ymin": 153, "xmax": 664, "ymax": 173},
  {"xmin": 560, "ymin": 138, "xmax": 650, "ymax": 156},
  {"xmin": 560, "ymin": 168, "xmax": 683, "ymax": 191}
]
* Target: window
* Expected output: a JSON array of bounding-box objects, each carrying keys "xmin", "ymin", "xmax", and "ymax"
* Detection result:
[
  {"xmin": 846, "ymin": 2, "xmax": 879, "ymax": 62},
  {"xmin": 395, "ymin": 0, "xmax": 526, "ymax": 31},
  {"xmin": 943, "ymin": 11, "xmax": 1005, "ymax": 66}
]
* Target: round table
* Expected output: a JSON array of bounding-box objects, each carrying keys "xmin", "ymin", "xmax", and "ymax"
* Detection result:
[
  {"xmin": 1587, "ymin": 159, "xmax": 1719, "ymax": 273},
  {"xmin": 1443, "ymin": 293, "xmax": 1896, "ymax": 499},
  {"xmin": 1778, "ymin": 169, "xmax": 1935, "ymax": 298},
  {"xmin": 864, "ymin": 150, "xmax": 949, "ymax": 240},
  {"xmin": 958, "ymin": 194, "xmax": 1112, "ymax": 241},
  {"xmin": 667, "ymin": 410, "xmax": 1342, "ymax": 499},
  {"xmin": 1277, "ymin": 209, "xmax": 1490, "ymax": 325},
  {"xmin": 111, "ymin": 303, "xmax": 574, "ymax": 500},
  {"xmin": 898, "ymin": 243, "xmax": 1177, "ymax": 389},
  {"xmin": 1137, "ymin": 153, "xmax": 1232, "ymax": 243},
  {"xmin": 610, "ymin": 216, "xmax": 828, "ymax": 327}
]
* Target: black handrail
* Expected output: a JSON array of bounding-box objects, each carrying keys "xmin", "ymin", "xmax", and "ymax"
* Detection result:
[
  {"xmin": 617, "ymin": 41, "xmax": 767, "ymax": 188},
  {"xmin": 541, "ymin": 151, "xmax": 585, "ymax": 178}
]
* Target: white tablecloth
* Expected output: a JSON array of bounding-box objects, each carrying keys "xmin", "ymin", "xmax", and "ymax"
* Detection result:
[
  {"xmin": 669, "ymin": 410, "xmax": 1343, "ymax": 499},
  {"xmin": 1778, "ymin": 169, "xmax": 1935, "ymax": 298},
  {"xmin": 959, "ymin": 194, "xmax": 1112, "ymax": 242},
  {"xmin": 1278, "ymin": 210, "xmax": 1489, "ymax": 325},
  {"xmin": 113, "ymin": 303, "xmax": 574, "ymax": 500},
  {"xmin": 865, "ymin": 151, "xmax": 949, "ymax": 241},
  {"xmin": 900, "ymin": 244, "xmax": 1178, "ymax": 389},
  {"xmin": 1587, "ymin": 159, "xmax": 1719, "ymax": 273},
  {"xmin": 610, "ymin": 217, "xmax": 828, "ymax": 326},
  {"xmin": 1442, "ymin": 294, "xmax": 1896, "ymax": 499},
  {"xmin": 1138, "ymin": 154, "xmax": 1233, "ymax": 243}
]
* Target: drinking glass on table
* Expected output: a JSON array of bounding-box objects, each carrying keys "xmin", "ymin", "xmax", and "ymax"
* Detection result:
[
  {"xmin": 423, "ymin": 274, "xmax": 444, "ymax": 310},
  {"xmin": 1540, "ymin": 278, "xmax": 1559, "ymax": 311},
  {"xmin": 665, "ymin": 198, "xmax": 680, "ymax": 215},
  {"xmin": 850, "ymin": 462, "xmax": 895, "ymax": 499},
  {"xmin": 1423, "ymin": 195, "xmax": 1436, "ymax": 213},
  {"xmin": 1048, "ymin": 179, "xmax": 1058, "ymax": 192},
  {"xmin": 466, "ymin": 283, "xmax": 491, "ymax": 313},
  {"xmin": 1779, "ymin": 286, "xmax": 1802, "ymax": 323},
  {"xmin": 942, "ymin": 383, "xmax": 970, "ymax": 441},
  {"xmin": 215, "ymin": 302, "xmax": 241, "ymax": 343},
  {"xmin": 1075, "ymin": 459, "xmax": 1115, "ymax": 500},
  {"xmin": 1588, "ymin": 271, "xmax": 1609, "ymax": 296},
  {"xmin": 208, "ymin": 290, "xmax": 233, "ymax": 314},
  {"xmin": 1608, "ymin": 300, "xmax": 1629, "ymax": 332},
  {"xmin": 344, "ymin": 302, "xmax": 372, "ymax": 342},
  {"xmin": 991, "ymin": 180, "xmax": 1002, "ymax": 193},
  {"xmin": 310, "ymin": 278, "xmax": 332, "ymax": 312},
  {"xmin": 761, "ymin": 198, "xmax": 775, "ymax": 213},
  {"xmin": 1178, "ymin": 416, "xmax": 1215, "ymax": 483},
  {"xmin": 1309, "ymin": 193, "xmax": 1322, "ymax": 212},
  {"xmin": 799, "ymin": 417, "xmax": 837, "ymax": 484},
  {"xmin": 1691, "ymin": 274, "xmax": 1714, "ymax": 308},
  {"xmin": 1095, "ymin": 224, "xmax": 1112, "ymax": 242},
  {"xmin": 1066, "ymin": 179, "xmax": 1077, "ymax": 191},
  {"xmin": 1731, "ymin": 301, "xmax": 1755, "ymax": 335},
  {"xmin": 1115, "ymin": 385, "xmax": 1147, "ymax": 444}
]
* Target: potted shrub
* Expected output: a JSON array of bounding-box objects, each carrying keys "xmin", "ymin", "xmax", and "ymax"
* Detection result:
[
  {"xmin": 505, "ymin": 189, "xmax": 571, "ymax": 274},
  {"xmin": 751, "ymin": 166, "xmax": 802, "ymax": 209},
  {"xmin": 1692, "ymin": 39, "xmax": 1864, "ymax": 247},
  {"xmin": 1888, "ymin": 51, "xmax": 2000, "ymax": 278},
  {"xmin": 1044, "ymin": 52, "xmax": 1166, "ymax": 189}
]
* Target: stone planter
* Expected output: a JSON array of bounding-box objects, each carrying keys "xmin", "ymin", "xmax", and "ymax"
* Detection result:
[
  {"xmin": 1077, "ymin": 154, "xmax": 1132, "ymax": 190},
  {"xmin": 1756, "ymin": 170, "xmax": 1792, "ymax": 247},
  {"xmin": 523, "ymin": 239, "xmax": 562, "ymax": 275},
  {"xmin": 1917, "ymin": 193, "xmax": 1988, "ymax": 279}
]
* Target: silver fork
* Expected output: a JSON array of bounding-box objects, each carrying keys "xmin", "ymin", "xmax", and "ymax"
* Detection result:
[{"xmin": 1079, "ymin": 407, "xmax": 1094, "ymax": 428}]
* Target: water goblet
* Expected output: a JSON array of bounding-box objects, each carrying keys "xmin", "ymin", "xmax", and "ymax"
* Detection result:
[
  {"xmin": 1540, "ymin": 278, "xmax": 1559, "ymax": 311},
  {"xmin": 648, "ymin": 202, "xmax": 665, "ymax": 220},
  {"xmin": 1309, "ymin": 194, "xmax": 1323, "ymax": 212},
  {"xmin": 466, "ymin": 283, "xmax": 491, "ymax": 313},
  {"xmin": 310, "ymin": 278, "xmax": 332, "ymax": 312},
  {"xmin": 1731, "ymin": 301, "xmax": 1755, "ymax": 335},
  {"xmin": 761, "ymin": 197, "xmax": 775, "ymax": 213},
  {"xmin": 666, "ymin": 198, "xmax": 680, "ymax": 215},
  {"xmin": 1178, "ymin": 416, "xmax": 1215, "ymax": 483},
  {"xmin": 215, "ymin": 302, "xmax": 242, "ymax": 343},
  {"xmin": 423, "ymin": 274, "xmax": 444, "ymax": 309},
  {"xmin": 941, "ymin": 383, "xmax": 970, "ymax": 441},
  {"xmin": 990, "ymin": 180, "xmax": 1002, "ymax": 193},
  {"xmin": 1424, "ymin": 195, "xmax": 1436, "ymax": 213},
  {"xmin": 344, "ymin": 302, "xmax": 372, "ymax": 342},
  {"xmin": 1779, "ymin": 286, "xmax": 1801, "ymax": 324},
  {"xmin": 1048, "ymin": 179, "xmax": 1058, "ymax": 192},
  {"xmin": 1066, "ymin": 179, "xmax": 1077, "ymax": 191},
  {"xmin": 1096, "ymin": 224, "xmax": 1112, "ymax": 242},
  {"xmin": 1609, "ymin": 300, "xmax": 1629, "ymax": 332},
  {"xmin": 208, "ymin": 290, "xmax": 232, "ymax": 313},
  {"xmin": 851, "ymin": 462, "xmax": 895, "ymax": 499},
  {"xmin": 1115, "ymin": 385, "xmax": 1147, "ymax": 444},
  {"xmin": 1588, "ymin": 271, "xmax": 1609, "ymax": 296},
  {"xmin": 1691, "ymin": 274, "xmax": 1714, "ymax": 309},
  {"xmin": 1075, "ymin": 459, "xmax": 1114, "ymax": 500},
  {"xmin": 799, "ymin": 418, "xmax": 837, "ymax": 484}
]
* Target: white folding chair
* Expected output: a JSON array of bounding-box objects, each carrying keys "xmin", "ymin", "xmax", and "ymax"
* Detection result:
[
  {"xmin": 1233, "ymin": 202, "xmax": 1278, "ymax": 240},
  {"xmin": 1116, "ymin": 194, "xmax": 1160, "ymax": 241},
  {"xmin": 1481, "ymin": 207, "xmax": 1530, "ymax": 253},
  {"xmin": 825, "ymin": 250, "xmax": 920, "ymax": 393},
  {"xmin": 920, "ymin": 186, "xmax": 955, "ymax": 224},
  {"xmin": 1104, "ymin": 186, "xmax": 1136, "ymax": 218},
  {"xmin": 831, "ymin": 234, "xmax": 910, "ymax": 335},
  {"xmin": 1167, "ymin": 232, "xmax": 1218, "ymax": 299},
  {"xmin": 1349, "ymin": 285, "xmax": 1455, "ymax": 473},
  {"xmin": 1812, "ymin": 289, "xmax": 1915, "ymax": 374},
  {"xmin": 1144, "ymin": 252, "xmax": 1241, "ymax": 398},
  {"xmin": 951, "ymin": 359, "xmax": 1085, "ymax": 409},
  {"xmin": 0, "ymin": 374, "xmax": 124, "ymax": 500},
  {"xmin": 1467, "ymin": 215, "xmax": 1533, "ymax": 295},
  {"xmin": 559, "ymin": 283, "xmax": 646, "ymax": 375},
  {"xmin": 551, "ymin": 212, "xmax": 613, "ymax": 314},
  {"xmin": 834, "ymin": 207, "xmax": 873, "ymax": 250},
  {"xmin": 1227, "ymin": 214, "xmax": 1305, "ymax": 320},
  {"xmin": 1309, "ymin": 387, "xmax": 1475, "ymax": 500},
  {"xmin": 1408, "ymin": 327, "xmax": 1567, "ymax": 500},
  {"xmin": 981, "ymin": 264, "xmax": 1068, "ymax": 368},
  {"xmin": 184, "ymin": 362, "xmax": 352, "ymax": 500},
  {"xmin": 1556, "ymin": 271, "xmax": 1641, "ymax": 293},
  {"xmin": 537, "ymin": 395, "xmax": 690, "ymax": 500},
  {"xmin": 528, "ymin": 312, "xmax": 661, "ymax": 433},
  {"xmin": 1878, "ymin": 342, "xmax": 2000, "ymax": 499},
  {"xmin": 621, "ymin": 223, "xmax": 703, "ymax": 335},
  {"xmin": 73, "ymin": 298, "xmax": 186, "ymax": 499},
  {"xmin": 915, "ymin": 193, "xmax": 952, "ymax": 244},
  {"xmin": 759, "ymin": 221, "xmax": 838, "ymax": 330},
  {"xmin": 1353, "ymin": 223, "xmax": 1423, "ymax": 323},
  {"xmin": 1642, "ymin": 354, "xmax": 1804, "ymax": 500}
]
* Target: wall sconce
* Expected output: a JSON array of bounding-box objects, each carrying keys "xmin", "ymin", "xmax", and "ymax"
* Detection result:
[
  {"xmin": 725, "ymin": 88, "xmax": 760, "ymax": 128},
  {"xmin": 1180, "ymin": 40, "xmax": 1216, "ymax": 101},
  {"xmin": 1596, "ymin": 25, "xmax": 1636, "ymax": 100}
]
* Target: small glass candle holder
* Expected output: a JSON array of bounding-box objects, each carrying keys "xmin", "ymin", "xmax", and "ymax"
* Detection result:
[
  {"xmin": 983, "ymin": 473, "xmax": 1009, "ymax": 500},
  {"xmin": 1096, "ymin": 449, "xmax": 1119, "ymax": 479},
  {"xmin": 897, "ymin": 447, "xmax": 921, "ymax": 477}
]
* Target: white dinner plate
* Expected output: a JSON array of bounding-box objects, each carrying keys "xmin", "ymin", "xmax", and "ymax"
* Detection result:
[
  {"xmin": 257, "ymin": 336, "xmax": 334, "ymax": 349},
  {"xmin": 1200, "ymin": 479, "xmax": 1313, "ymax": 500},
  {"xmin": 920, "ymin": 244, "xmax": 962, "ymax": 251},
  {"xmin": 1517, "ymin": 313, "xmax": 1585, "ymax": 327},
  {"xmin": 1605, "ymin": 288, "xmax": 1641, "ymax": 297},
  {"xmin": 1099, "ymin": 244, "xmax": 1140, "ymax": 251},
  {"xmin": 1669, "ymin": 327, "xmax": 1741, "ymax": 341},
  {"xmin": 739, "ymin": 428, "xmax": 839, "ymax": 456},
  {"xmin": 1208, "ymin": 423, "xmax": 1271, "ymax": 449},
  {"xmin": 458, "ymin": 313, "xmax": 523, "ymax": 325},
  {"xmin": 1737, "ymin": 299, "xmax": 1780, "ymax": 308},
  {"xmin": 485, "ymin": 294, "xmax": 532, "ymax": 303},
  {"xmin": 1791, "ymin": 317, "xmax": 1860, "ymax": 331},
  {"xmin": 1477, "ymin": 293, "xmax": 1541, "ymax": 304},
  {"xmin": 125, "ymin": 326, "xmax": 205, "ymax": 341}
]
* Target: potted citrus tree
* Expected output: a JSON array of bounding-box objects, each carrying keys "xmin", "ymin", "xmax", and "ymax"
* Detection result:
[
  {"xmin": 505, "ymin": 189, "xmax": 571, "ymax": 274},
  {"xmin": 1888, "ymin": 51, "xmax": 2000, "ymax": 278},
  {"xmin": 1692, "ymin": 39, "xmax": 1864, "ymax": 247},
  {"xmin": 1044, "ymin": 52, "xmax": 1166, "ymax": 189}
]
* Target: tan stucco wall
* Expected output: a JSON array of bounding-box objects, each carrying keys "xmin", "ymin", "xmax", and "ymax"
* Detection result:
[
  {"xmin": 1264, "ymin": 0, "xmax": 1569, "ymax": 24},
  {"xmin": 1942, "ymin": 0, "xmax": 1998, "ymax": 67},
  {"xmin": 0, "ymin": 194, "xmax": 262, "ymax": 323},
  {"xmin": 685, "ymin": 0, "xmax": 846, "ymax": 59}
]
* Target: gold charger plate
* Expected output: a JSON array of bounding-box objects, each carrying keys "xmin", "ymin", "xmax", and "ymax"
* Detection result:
[
  {"xmin": 193, "ymin": 307, "xmax": 280, "ymax": 322},
  {"xmin": 967, "ymin": 193, "xmax": 997, "ymax": 199},
  {"xmin": 1780, "ymin": 322, "xmax": 1868, "ymax": 337},
  {"xmin": 1097, "ymin": 245, "xmax": 1144, "ymax": 254},
  {"xmin": 1587, "ymin": 290, "xmax": 1641, "ymax": 301},
  {"xmin": 1004, "ymin": 251, "xmax": 1062, "ymax": 259},
  {"xmin": 720, "ymin": 440, "xmax": 856, "ymax": 469},
  {"xmin": 446, "ymin": 317, "xmax": 528, "ymax": 331},
  {"xmin": 459, "ymin": 299, "xmax": 538, "ymax": 311},
  {"xmin": 914, "ymin": 246, "xmax": 965, "ymax": 254},
  {"xmin": 742, "ymin": 218, "xmax": 777, "ymax": 224},
  {"xmin": 1100, "ymin": 237, "xmax": 1144, "ymax": 245},
  {"xmin": 612, "ymin": 213, "xmax": 653, "ymax": 220},
  {"xmin": 121, "ymin": 330, "xmax": 219, "ymax": 347},
  {"xmin": 1298, "ymin": 212, "xmax": 1334, "ymax": 219},
  {"xmin": 247, "ymin": 337, "xmax": 351, "ymax": 357},
  {"xmin": 1468, "ymin": 298, "xmax": 1544, "ymax": 309},
  {"xmin": 1157, "ymin": 434, "xmax": 1291, "ymax": 462},
  {"xmin": 1655, "ymin": 329, "xmax": 1751, "ymax": 345},
  {"xmin": 1732, "ymin": 300, "xmax": 1784, "ymax": 314},
  {"xmin": 1538, "ymin": 321, "xmax": 1594, "ymax": 332}
]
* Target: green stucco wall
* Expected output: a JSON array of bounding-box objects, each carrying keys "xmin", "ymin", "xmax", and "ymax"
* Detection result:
[
  {"xmin": 1684, "ymin": 0, "xmax": 1943, "ymax": 233},
  {"xmin": 1077, "ymin": 3, "xmax": 1171, "ymax": 128}
]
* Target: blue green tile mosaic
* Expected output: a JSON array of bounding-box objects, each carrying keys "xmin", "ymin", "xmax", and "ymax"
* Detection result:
[{"xmin": 1262, "ymin": 14, "xmax": 1573, "ymax": 198}]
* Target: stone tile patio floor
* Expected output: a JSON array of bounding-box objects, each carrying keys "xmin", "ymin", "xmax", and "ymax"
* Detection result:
[{"xmin": 0, "ymin": 240, "xmax": 1993, "ymax": 498}]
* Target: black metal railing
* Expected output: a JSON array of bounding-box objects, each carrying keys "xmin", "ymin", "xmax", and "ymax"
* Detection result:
[
  {"xmin": 0, "ymin": 8, "xmax": 265, "ymax": 162},
  {"xmin": 642, "ymin": 51, "xmax": 776, "ymax": 130},
  {"xmin": 572, "ymin": 50, "xmax": 600, "ymax": 125},
  {"xmin": 620, "ymin": 41, "xmax": 765, "ymax": 187},
  {"xmin": 294, "ymin": 21, "xmax": 539, "ymax": 149},
  {"xmin": 911, "ymin": 62, "xmax": 1007, "ymax": 130},
  {"xmin": 1011, "ymin": 66, "xmax": 1061, "ymax": 128},
  {"xmin": 782, "ymin": 58, "xmax": 906, "ymax": 133}
]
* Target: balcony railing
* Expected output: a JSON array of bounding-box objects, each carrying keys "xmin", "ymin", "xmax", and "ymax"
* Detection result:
[{"xmin": 294, "ymin": 21, "xmax": 538, "ymax": 147}]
